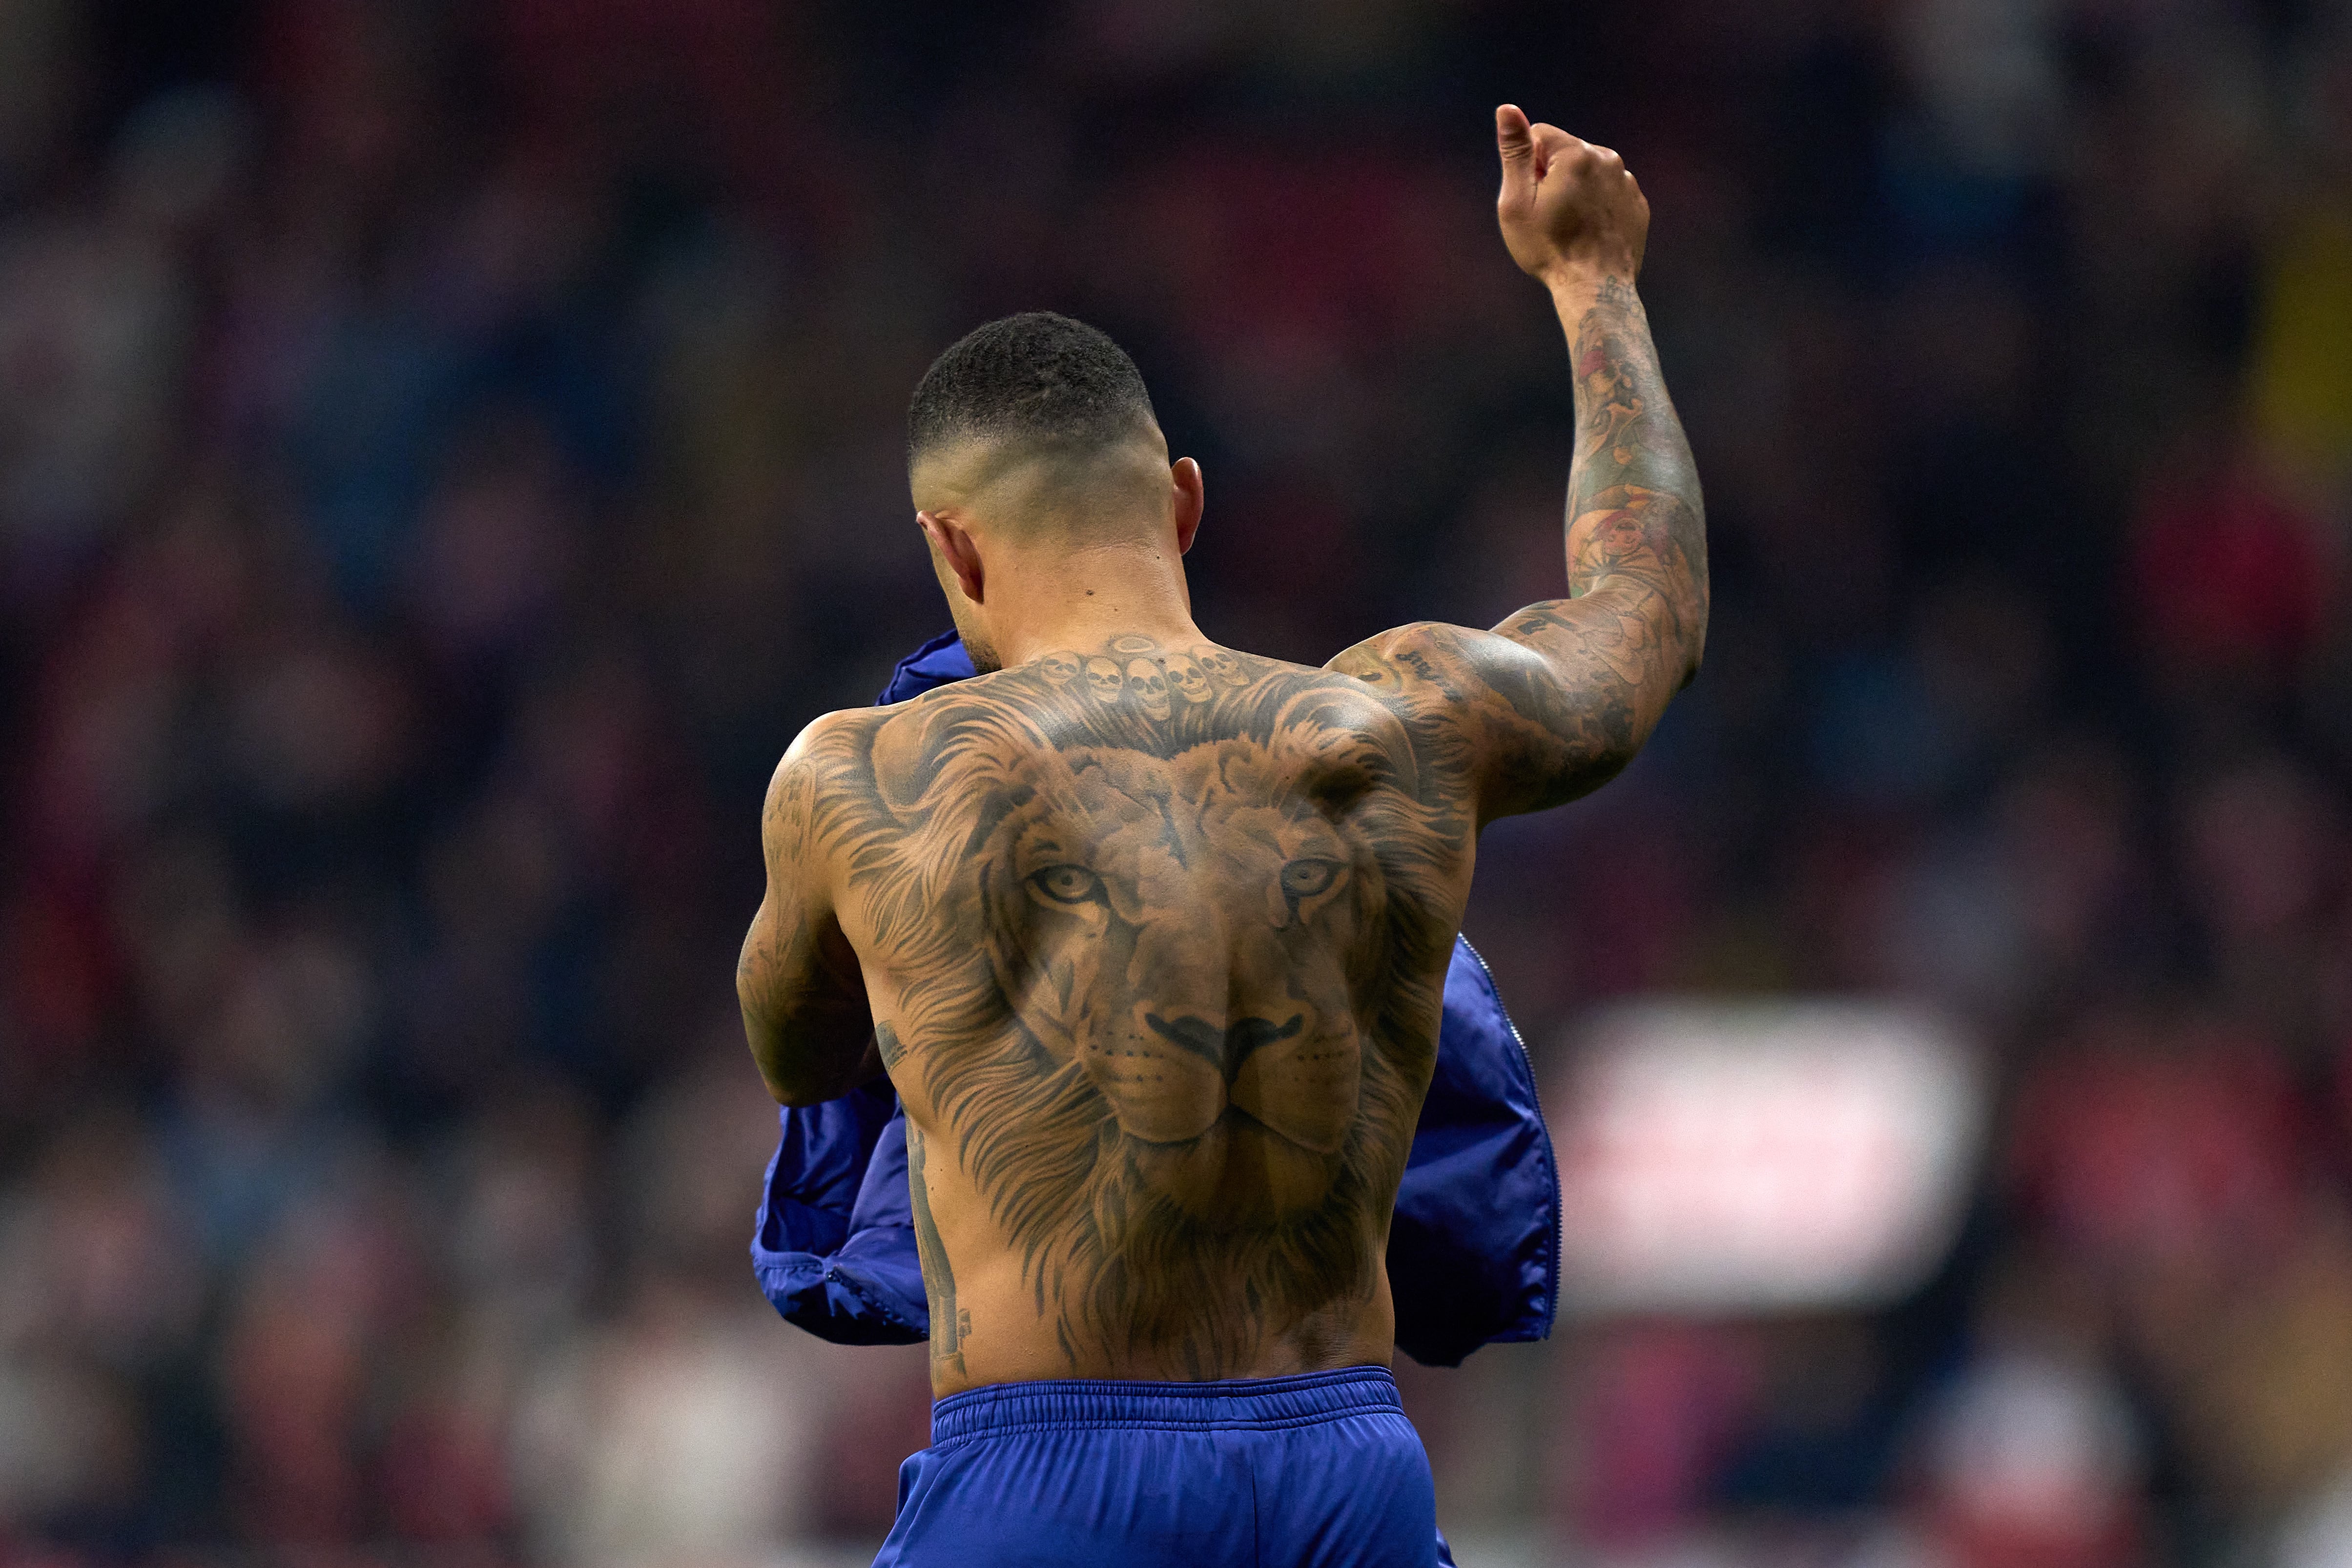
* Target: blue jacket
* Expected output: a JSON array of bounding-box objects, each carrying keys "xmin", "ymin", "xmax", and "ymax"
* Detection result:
[{"xmin": 750, "ymin": 632, "xmax": 1560, "ymax": 1366}]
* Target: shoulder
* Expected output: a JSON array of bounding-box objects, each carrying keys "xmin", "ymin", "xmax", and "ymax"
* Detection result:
[
  {"xmin": 765, "ymin": 692, "xmax": 1028, "ymax": 807},
  {"xmin": 769, "ymin": 706, "xmax": 885, "ymax": 790},
  {"xmin": 1326, "ymin": 621, "xmax": 1547, "ymax": 701},
  {"xmin": 762, "ymin": 714, "xmax": 875, "ymax": 851},
  {"xmin": 762, "ymin": 707, "xmax": 889, "ymax": 839}
]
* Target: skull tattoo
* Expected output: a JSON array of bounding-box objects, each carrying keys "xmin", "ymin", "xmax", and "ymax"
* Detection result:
[
  {"xmin": 1165, "ymin": 654, "xmax": 1211, "ymax": 704},
  {"xmin": 1127, "ymin": 659, "xmax": 1171, "ymax": 720},
  {"xmin": 1083, "ymin": 657, "xmax": 1126, "ymax": 701},
  {"xmin": 1195, "ymin": 646, "xmax": 1248, "ymax": 687}
]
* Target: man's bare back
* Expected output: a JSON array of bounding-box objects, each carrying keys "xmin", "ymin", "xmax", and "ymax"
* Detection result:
[
  {"xmin": 776, "ymin": 640, "xmax": 1470, "ymax": 1387},
  {"xmin": 740, "ymin": 105, "xmax": 1706, "ymax": 1401}
]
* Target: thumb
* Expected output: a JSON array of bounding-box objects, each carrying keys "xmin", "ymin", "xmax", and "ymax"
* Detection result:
[{"xmin": 1495, "ymin": 103, "xmax": 1536, "ymax": 205}]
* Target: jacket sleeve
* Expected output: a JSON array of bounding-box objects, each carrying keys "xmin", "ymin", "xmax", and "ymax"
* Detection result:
[
  {"xmin": 1386, "ymin": 938, "xmax": 1562, "ymax": 1365},
  {"xmin": 750, "ymin": 1082, "xmax": 927, "ymax": 1343}
]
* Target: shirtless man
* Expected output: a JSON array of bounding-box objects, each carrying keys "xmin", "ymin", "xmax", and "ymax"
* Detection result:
[{"xmin": 738, "ymin": 105, "xmax": 1705, "ymax": 1567}]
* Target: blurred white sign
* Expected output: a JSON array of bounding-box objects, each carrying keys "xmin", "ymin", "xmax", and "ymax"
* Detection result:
[{"xmin": 1552, "ymin": 1000, "xmax": 1985, "ymax": 1316}]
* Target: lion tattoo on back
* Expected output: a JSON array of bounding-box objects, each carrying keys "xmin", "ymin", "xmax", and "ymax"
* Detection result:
[{"xmin": 805, "ymin": 640, "xmax": 1466, "ymax": 1375}]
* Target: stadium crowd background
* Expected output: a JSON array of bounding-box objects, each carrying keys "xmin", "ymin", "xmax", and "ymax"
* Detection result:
[{"xmin": 0, "ymin": 0, "xmax": 2348, "ymax": 1563}]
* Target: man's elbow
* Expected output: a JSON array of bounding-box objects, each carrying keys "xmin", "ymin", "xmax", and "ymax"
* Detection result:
[
  {"xmin": 742, "ymin": 1007, "xmax": 814, "ymax": 1105},
  {"xmin": 764, "ymin": 1076, "xmax": 838, "ymax": 1109},
  {"xmin": 1674, "ymin": 633, "xmax": 1705, "ymax": 694},
  {"xmin": 1676, "ymin": 584, "xmax": 1711, "ymax": 689},
  {"xmin": 749, "ymin": 1050, "xmax": 844, "ymax": 1108},
  {"xmin": 744, "ymin": 1016, "xmax": 879, "ymax": 1106}
]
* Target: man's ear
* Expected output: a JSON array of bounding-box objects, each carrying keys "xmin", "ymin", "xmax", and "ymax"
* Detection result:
[
  {"xmin": 1171, "ymin": 457, "xmax": 1204, "ymax": 556},
  {"xmin": 917, "ymin": 510, "xmax": 986, "ymax": 603}
]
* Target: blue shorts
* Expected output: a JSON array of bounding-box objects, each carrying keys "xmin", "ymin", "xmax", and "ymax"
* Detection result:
[{"xmin": 875, "ymin": 1366, "xmax": 1456, "ymax": 1567}]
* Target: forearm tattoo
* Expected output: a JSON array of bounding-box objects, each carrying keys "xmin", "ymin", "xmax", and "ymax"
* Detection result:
[{"xmin": 1561, "ymin": 275, "xmax": 1707, "ymax": 633}]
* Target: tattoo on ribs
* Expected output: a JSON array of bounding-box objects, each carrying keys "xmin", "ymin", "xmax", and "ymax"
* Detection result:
[
  {"xmin": 803, "ymin": 637, "xmax": 1467, "ymax": 1377},
  {"xmin": 905, "ymin": 1124, "xmax": 968, "ymax": 1375}
]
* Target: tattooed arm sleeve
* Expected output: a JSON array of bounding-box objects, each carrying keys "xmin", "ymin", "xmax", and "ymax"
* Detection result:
[
  {"xmin": 737, "ymin": 714, "xmax": 881, "ymax": 1104},
  {"xmin": 1330, "ymin": 272, "xmax": 1708, "ymax": 822}
]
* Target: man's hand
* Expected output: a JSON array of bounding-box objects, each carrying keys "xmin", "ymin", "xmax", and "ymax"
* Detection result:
[{"xmin": 1494, "ymin": 103, "xmax": 1649, "ymax": 288}]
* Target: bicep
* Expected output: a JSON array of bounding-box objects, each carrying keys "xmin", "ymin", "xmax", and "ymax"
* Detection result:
[
  {"xmin": 735, "ymin": 881, "xmax": 846, "ymax": 1032},
  {"xmin": 739, "ymin": 751, "xmax": 826, "ymax": 1013},
  {"xmin": 1329, "ymin": 587, "xmax": 1672, "ymax": 822},
  {"xmin": 738, "ymin": 739, "xmax": 873, "ymax": 1103}
]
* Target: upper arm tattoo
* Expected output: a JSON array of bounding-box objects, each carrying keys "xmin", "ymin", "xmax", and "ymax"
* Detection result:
[{"xmin": 737, "ymin": 736, "xmax": 869, "ymax": 1096}]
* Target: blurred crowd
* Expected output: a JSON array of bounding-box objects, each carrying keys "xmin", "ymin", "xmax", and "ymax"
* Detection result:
[{"xmin": 0, "ymin": 0, "xmax": 2347, "ymax": 1564}]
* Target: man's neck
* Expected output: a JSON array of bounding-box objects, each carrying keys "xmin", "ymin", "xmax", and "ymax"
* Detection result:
[{"xmin": 987, "ymin": 545, "xmax": 1205, "ymax": 670}]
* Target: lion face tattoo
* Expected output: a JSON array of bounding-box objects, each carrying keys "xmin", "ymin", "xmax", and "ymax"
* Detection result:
[{"xmin": 996, "ymin": 739, "xmax": 1381, "ymax": 1226}]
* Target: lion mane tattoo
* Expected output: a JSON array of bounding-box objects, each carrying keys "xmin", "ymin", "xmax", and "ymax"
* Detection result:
[{"xmin": 802, "ymin": 642, "xmax": 1464, "ymax": 1375}]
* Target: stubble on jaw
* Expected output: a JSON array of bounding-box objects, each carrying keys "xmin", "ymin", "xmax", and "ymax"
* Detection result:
[{"xmin": 963, "ymin": 629, "xmax": 1004, "ymax": 674}]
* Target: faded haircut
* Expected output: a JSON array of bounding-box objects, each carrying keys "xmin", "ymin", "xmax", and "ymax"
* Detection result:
[{"xmin": 907, "ymin": 311, "xmax": 1158, "ymax": 472}]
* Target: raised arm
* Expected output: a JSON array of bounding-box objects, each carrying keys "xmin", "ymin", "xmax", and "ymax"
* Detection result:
[
  {"xmin": 1330, "ymin": 104, "xmax": 1707, "ymax": 822},
  {"xmin": 737, "ymin": 715, "xmax": 880, "ymax": 1105}
]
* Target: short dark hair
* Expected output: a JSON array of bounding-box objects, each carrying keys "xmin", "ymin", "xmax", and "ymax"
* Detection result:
[{"xmin": 907, "ymin": 311, "xmax": 1157, "ymax": 469}]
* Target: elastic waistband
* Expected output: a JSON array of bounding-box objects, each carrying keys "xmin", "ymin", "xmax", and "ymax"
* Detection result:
[{"xmin": 929, "ymin": 1365, "xmax": 1403, "ymax": 1445}]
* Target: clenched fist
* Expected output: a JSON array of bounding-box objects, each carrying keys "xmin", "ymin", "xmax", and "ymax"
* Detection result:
[{"xmin": 1494, "ymin": 104, "xmax": 1649, "ymax": 289}]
